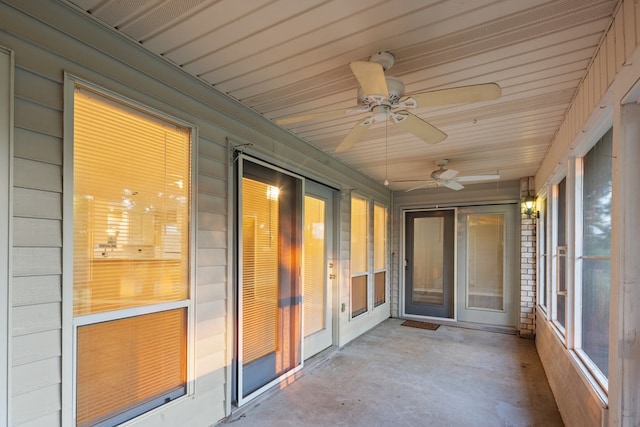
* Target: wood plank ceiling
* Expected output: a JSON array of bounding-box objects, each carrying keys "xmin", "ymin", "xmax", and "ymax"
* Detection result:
[{"xmin": 65, "ymin": 0, "xmax": 619, "ymax": 191}]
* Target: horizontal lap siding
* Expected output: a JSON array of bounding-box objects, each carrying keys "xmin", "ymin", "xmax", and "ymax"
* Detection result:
[
  {"xmin": 536, "ymin": 0, "xmax": 639, "ymax": 187},
  {"xmin": 12, "ymin": 64, "xmax": 63, "ymax": 426}
]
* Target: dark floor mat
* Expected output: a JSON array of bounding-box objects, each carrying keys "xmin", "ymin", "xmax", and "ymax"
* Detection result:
[{"xmin": 401, "ymin": 320, "xmax": 440, "ymax": 330}]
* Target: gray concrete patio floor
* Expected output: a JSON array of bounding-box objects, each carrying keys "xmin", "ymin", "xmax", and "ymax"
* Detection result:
[{"xmin": 221, "ymin": 318, "xmax": 563, "ymax": 427}]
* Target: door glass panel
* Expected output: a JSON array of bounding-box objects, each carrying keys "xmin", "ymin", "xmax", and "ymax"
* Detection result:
[
  {"xmin": 466, "ymin": 214, "xmax": 504, "ymax": 311},
  {"xmin": 412, "ymin": 217, "xmax": 444, "ymax": 305},
  {"xmin": 304, "ymin": 195, "xmax": 325, "ymax": 336},
  {"xmin": 242, "ymin": 178, "xmax": 279, "ymax": 364},
  {"xmin": 239, "ymin": 160, "xmax": 302, "ymax": 400}
]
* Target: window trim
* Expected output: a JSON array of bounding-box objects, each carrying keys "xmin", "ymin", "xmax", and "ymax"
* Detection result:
[{"xmin": 62, "ymin": 74, "xmax": 197, "ymax": 426}]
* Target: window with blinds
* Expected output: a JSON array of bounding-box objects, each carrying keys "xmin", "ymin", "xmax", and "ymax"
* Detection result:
[
  {"xmin": 373, "ymin": 204, "xmax": 387, "ymax": 307},
  {"xmin": 351, "ymin": 196, "xmax": 368, "ymax": 317},
  {"xmin": 72, "ymin": 84, "xmax": 191, "ymax": 426}
]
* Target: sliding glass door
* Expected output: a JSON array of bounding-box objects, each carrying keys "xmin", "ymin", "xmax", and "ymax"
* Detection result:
[{"xmin": 238, "ymin": 159, "xmax": 302, "ymax": 403}]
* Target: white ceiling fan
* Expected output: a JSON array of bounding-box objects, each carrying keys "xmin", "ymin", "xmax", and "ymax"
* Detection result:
[
  {"xmin": 399, "ymin": 160, "xmax": 500, "ymax": 191},
  {"xmin": 275, "ymin": 51, "xmax": 501, "ymax": 152}
]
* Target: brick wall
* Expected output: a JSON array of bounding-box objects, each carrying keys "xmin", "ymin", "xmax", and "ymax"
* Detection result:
[{"xmin": 519, "ymin": 190, "xmax": 537, "ymax": 337}]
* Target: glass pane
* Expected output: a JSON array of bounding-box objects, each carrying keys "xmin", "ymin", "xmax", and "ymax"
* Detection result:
[
  {"xmin": 556, "ymin": 178, "xmax": 566, "ymax": 328},
  {"xmin": 467, "ymin": 214, "xmax": 504, "ymax": 311},
  {"xmin": 412, "ymin": 217, "xmax": 444, "ymax": 305},
  {"xmin": 304, "ymin": 196, "xmax": 325, "ymax": 336},
  {"xmin": 374, "ymin": 271, "xmax": 385, "ymax": 307},
  {"xmin": 76, "ymin": 309, "xmax": 187, "ymax": 426},
  {"xmin": 73, "ymin": 88, "xmax": 190, "ymax": 316},
  {"xmin": 242, "ymin": 177, "xmax": 279, "ymax": 364},
  {"xmin": 581, "ymin": 129, "xmax": 612, "ymax": 376},
  {"xmin": 350, "ymin": 196, "xmax": 368, "ymax": 274},
  {"xmin": 351, "ymin": 275, "xmax": 367, "ymax": 317},
  {"xmin": 539, "ymin": 198, "xmax": 547, "ymax": 308},
  {"xmin": 582, "ymin": 258, "xmax": 610, "ymax": 376},
  {"xmin": 374, "ymin": 204, "xmax": 386, "ymax": 270}
]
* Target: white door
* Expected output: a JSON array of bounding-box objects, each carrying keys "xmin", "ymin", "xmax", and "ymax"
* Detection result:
[
  {"xmin": 456, "ymin": 204, "xmax": 518, "ymax": 327},
  {"xmin": 303, "ymin": 181, "xmax": 335, "ymax": 359}
]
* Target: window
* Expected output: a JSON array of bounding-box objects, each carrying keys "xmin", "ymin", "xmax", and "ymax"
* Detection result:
[
  {"xmin": 553, "ymin": 177, "xmax": 567, "ymax": 332},
  {"xmin": 71, "ymin": 83, "xmax": 192, "ymax": 426},
  {"xmin": 537, "ymin": 197, "xmax": 548, "ymax": 312},
  {"xmin": 578, "ymin": 129, "xmax": 612, "ymax": 381},
  {"xmin": 350, "ymin": 195, "xmax": 368, "ymax": 317},
  {"xmin": 373, "ymin": 203, "xmax": 387, "ymax": 307}
]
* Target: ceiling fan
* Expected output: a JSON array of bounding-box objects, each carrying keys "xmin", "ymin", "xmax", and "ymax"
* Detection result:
[
  {"xmin": 399, "ymin": 160, "xmax": 500, "ymax": 191},
  {"xmin": 275, "ymin": 51, "xmax": 501, "ymax": 152}
]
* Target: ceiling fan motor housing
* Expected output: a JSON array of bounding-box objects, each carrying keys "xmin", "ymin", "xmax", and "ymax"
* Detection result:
[{"xmin": 357, "ymin": 76, "xmax": 405, "ymax": 109}]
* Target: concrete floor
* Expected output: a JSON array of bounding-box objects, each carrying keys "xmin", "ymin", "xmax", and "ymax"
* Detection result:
[{"xmin": 221, "ymin": 318, "xmax": 563, "ymax": 427}]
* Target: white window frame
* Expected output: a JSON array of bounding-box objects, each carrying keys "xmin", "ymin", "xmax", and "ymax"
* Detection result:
[
  {"xmin": 536, "ymin": 193, "xmax": 548, "ymax": 316},
  {"xmin": 62, "ymin": 74, "xmax": 197, "ymax": 426},
  {"xmin": 549, "ymin": 174, "xmax": 567, "ymax": 341},
  {"xmin": 572, "ymin": 127, "xmax": 613, "ymax": 394}
]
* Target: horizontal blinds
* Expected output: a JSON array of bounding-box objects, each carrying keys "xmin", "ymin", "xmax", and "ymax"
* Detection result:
[
  {"xmin": 350, "ymin": 196, "xmax": 368, "ymax": 274},
  {"xmin": 76, "ymin": 308, "xmax": 187, "ymax": 426},
  {"xmin": 374, "ymin": 271, "xmax": 385, "ymax": 307},
  {"xmin": 374, "ymin": 204, "xmax": 386, "ymax": 270},
  {"xmin": 73, "ymin": 88, "xmax": 190, "ymax": 316},
  {"xmin": 242, "ymin": 177, "xmax": 279, "ymax": 364},
  {"xmin": 303, "ymin": 196, "xmax": 325, "ymax": 336},
  {"xmin": 351, "ymin": 275, "xmax": 367, "ymax": 317}
]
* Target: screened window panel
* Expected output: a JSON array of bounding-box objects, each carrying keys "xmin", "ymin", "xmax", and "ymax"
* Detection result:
[
  {"xmin": 242, "ymin": 177, "xmax": 279, "ymax": 364},
  {"xmin": 412, "ymin": 217, "xmax": 444, "ymax": 305},
  {"xmin": 466, "ymin": 214, "xmax": 504, "ymax": 311},
  {"xmin": 350, "ymin": 196, "xmax": 368, "ymax": 274},
  {"xmin": 73, "ymin": 88, "xmax": 190, "ymax": 316},
  {"xmin": 76, "ymin": 309, "xmax": 187, "ymax": 427},
  {"xmin": 304, "ymin": 195, "xmax": 326, "ymax": 336},
  {"xmin": 351, "ymin": 275, "xmax": 367, "ymax": 317},
  {"xmin": 374, "ymin": 271, "xmax": 385, "ymax": 307},
  {"xmin": 581, "ymin": 129, "xmax": 612, "ymax": 377}
]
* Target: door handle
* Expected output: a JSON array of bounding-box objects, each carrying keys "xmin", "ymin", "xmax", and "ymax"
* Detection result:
[{"xmin": 404, "ymin": 259, "xmax": 408, "ymax": 268}]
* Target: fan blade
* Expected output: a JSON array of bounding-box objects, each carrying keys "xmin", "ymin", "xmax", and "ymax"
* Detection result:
[
  {"xmin": 350, "ymin": 61, "xmax": 389, "ymax": 98},
  {"xmin": 456, "ymin": 174, "xmax": 500, "ymax": 182},
  {"xmin": 275, "ymin": 108, "xmax": 353, "ymax": 126},
  {"xmin": 410, "ymin": 83, "xmax": 501, "ymax": 108},
  {"xmin": 442, "ymin": 180, "xmax": 464, "ymax": 191},
  {"xmin": 335, "ymin": 119, "xmax": 372, "ymax": 152},
  {"xmin": 439, "ymin": 169, "xmax": 459, "ymax": 180},
  {"xmin": 404, "ymin": 181, "xmax": 433, "ymax": 192},
  {"xmin": 393, "ymin": 112, "xmax": 447, "ymax": 144}
]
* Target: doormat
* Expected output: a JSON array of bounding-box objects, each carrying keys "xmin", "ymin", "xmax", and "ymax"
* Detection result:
[{"xmin": 401, "ymin": 320, "xmax": 440, "ymax": 330}]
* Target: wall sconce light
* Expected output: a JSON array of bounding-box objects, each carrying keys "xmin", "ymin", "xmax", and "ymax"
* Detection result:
[{"xmin": 523, "ymin": 194, "xmax": 536, "ymax": 218}]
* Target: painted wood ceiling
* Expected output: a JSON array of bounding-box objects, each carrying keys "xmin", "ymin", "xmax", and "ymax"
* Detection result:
[{"xmin": 65, "ymin": 0, "xmax": 619, "ymax": 191}]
